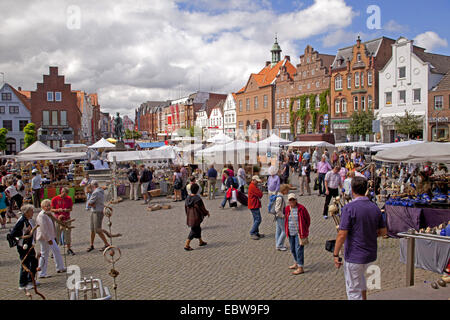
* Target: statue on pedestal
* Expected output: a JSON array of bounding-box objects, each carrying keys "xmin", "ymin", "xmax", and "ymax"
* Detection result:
[{"xmin": 114, "ymin": 112, "xmax": 124, "ymax": 141}]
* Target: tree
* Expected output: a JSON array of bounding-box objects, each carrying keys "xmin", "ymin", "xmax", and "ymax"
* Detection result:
[
  {"xmin": 0, "ymin": 128, "xmax": 7, "ymax": 152},
  {"xmin": 124, "ymin": 129, "xmax": 142, "ymax": 140},
  {"xmin": 348, "ymin": 110, "xmax": 376, "ymax": 138},
  {"xmin": 393, "ymin": 109, "xmax": 423, "ymax": 139},
  {"xmin": 23, "ymin": 122, "xmax": 37, "ymax": 148}
]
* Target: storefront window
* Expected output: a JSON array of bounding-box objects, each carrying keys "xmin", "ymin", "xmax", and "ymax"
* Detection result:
[{"xmin": 432, "ymin": 125, "xmax": 449, "ymax": 140}]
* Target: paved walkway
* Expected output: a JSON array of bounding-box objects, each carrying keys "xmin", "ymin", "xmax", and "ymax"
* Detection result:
[{"xmin": 0, "ymin": 177, "xmax": 439, "ymax": 300}]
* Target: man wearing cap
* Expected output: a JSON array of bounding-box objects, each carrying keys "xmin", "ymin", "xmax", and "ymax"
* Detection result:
[
  {"xmin": 248, "ymin": 175, "xmax": 264, "ymax": 240},
  {"xmin": 31, "ymin": 169, "xmax": 42, "ymax": 209}
]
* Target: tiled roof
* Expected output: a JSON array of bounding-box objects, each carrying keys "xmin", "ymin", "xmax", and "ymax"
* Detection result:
[
  {"xmin": 237, "ymin": 57, "xmax": 296, "ymax": 93},
  {"xmin": 331, "ymin": 37, "xmax": 395, "ymax": 70},
  {"xmin": 414, "ymin": 51, "xmax": 450, "ymax": 75},
  {"xmin": 8, "ymin": 84, "xmax": 32, "ymax": 112},
  {"xmin": 18, "ymin": 90, "xmax": 31, "ymax": 99},
  {"xmin": 434, "ymin": 71, "xmax": 450, "ymax": 91}
]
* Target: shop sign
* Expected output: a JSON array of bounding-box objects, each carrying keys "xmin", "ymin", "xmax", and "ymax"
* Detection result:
[{"xmin": 429, "ymin": 117, "xmax": 449, "ymax": 123}]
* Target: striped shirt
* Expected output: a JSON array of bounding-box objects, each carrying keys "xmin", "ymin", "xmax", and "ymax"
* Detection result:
[{"xmin": 288, "ymin": 207, "xmax": 299, "ymax": 236}]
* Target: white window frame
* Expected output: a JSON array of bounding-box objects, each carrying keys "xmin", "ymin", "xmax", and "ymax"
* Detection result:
[
  {"xmin": 399, "ymin": 67, "xmax": 406, "ymax": 79},
  {"xmin": 399, "ymin": 90, "xmax": 406, "ymax": 104},
  {"xmin": 385, "ymin": 92, "xmax": 392, "ymax": 106},
  {"xmin": 347, "ymin": 74, "xmax": 351, "ymax": 89},
  {"xmin": 361, "ymin": 96, "xmax": 365, "ymax": 111},
  {"xmin": 368, "ymin": 95, "xmax": 373, "ymax": 110},
  {"xmin": 335, "ymin": 99, "xmax": 340, "ymax": 114},
  {"xmin": 342, "ymin": 99, "xmax": 347, "ymax": 113},
  {"xmin": 55, "ymin": 92, "xmax": 62, "ymax": 102},
  {"xmin": 47, "ymin": 92, "xmax": 54, "ymax": 101},
  {"xmin": 368, "ymin": 71, "xmax": 373, "ymax": 86},
  {"xmin": 355, "ymin": 72, "xmax": 360, "ymax": 87},
  {"xmin": 60, "ymin": 111, "xmax": 67, "ymax": 126},
  {"xmin": 413, "ymin": 89, "xmax": 421, "ymax": 103},
  {"xmin": 360, "ymin": 72, "xmax": 364, "ymax": 87},
  {"xmin": 353, "ymin": 96, "xmax": 358, "ymax": 111},
  {"xmin": 335, "ymin": 75, "xmax": 342, "ymax": 90},
  {"xmin": 434, "ymin": 95, "xmax": 443, "ymax": 110}
]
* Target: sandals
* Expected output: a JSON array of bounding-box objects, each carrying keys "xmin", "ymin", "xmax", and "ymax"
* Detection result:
[
  {"xmin": 199, "ymin": 242, "xmax": 207, "ymax": 247},
  {"xmin": 184, "ymin": 246, "xmax": 194, "ymax": 251},
  {"xmin": 292, "ymin": 267, "xmax": 305, "ymax": 275},
  {"xmin": 289, "ymin": 264, "xmax": 298, "ymax": 270},
  {"xmin": 86, "ymin": 246, "xmax": 94, "ymax": 252}
]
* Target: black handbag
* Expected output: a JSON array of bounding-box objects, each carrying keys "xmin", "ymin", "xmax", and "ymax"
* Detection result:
[
  {"xmin": 6, "ymin": 231, "xmax": 18, "ymax": 248},
  {"xmin": 313, "ymin": 178, "xmax": 319, "ymax": 191},
  {"xmin": 325, "ymin": 240, "xmax": 336, "ymax": 253}
]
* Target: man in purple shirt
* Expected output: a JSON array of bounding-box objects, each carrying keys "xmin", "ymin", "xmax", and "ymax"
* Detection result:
[
  {"xmin": 333, "ymin": 177, "xmax": 387, "ymax": 300},
  {"xmin": 316, "ymin": 155, "xmax": 332, "ymax": 196}
]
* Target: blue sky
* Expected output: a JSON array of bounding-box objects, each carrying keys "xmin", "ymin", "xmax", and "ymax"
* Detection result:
[{"xmin": 1, "ymin": 0, "xmax": 449, "ymax": 118}]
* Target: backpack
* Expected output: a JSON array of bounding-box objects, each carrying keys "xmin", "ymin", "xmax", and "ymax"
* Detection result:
[
  {"xmin": 6, "ymin": 230, "xmax": 18, "ymax": 248},
  {"xmin": 128, "ymin": 170, "xmax": 138, "ymax": 183},
  {"xmin": 268, "ymin": 194, "xmax": 283, "ymax": 215},
  {"xmin": 141, "ymin": 169, "xmax": 151, "ymax": 183},
  {"xmin": 231, "ymin": 176, "xmax": 239, "ymax": 189}
]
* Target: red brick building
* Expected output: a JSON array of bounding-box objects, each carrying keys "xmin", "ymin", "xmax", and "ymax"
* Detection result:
[
  {"xmin": 330, "ymin": 36, "xmax": 395, "ymax": 142},
  {"xmin": 275, "ymin": 45, "xmax": 334, "ymax": 139},
  {"xmin": 235, "ymin": 37, "xmax": 296, "ymax": 141},
  {"xmin": 30, "ymin": 66, "xmax": 81, "ymax": 148},
  {"xmin": 428, "ymin": 71, "xmax": 450, "ymax": 141}
]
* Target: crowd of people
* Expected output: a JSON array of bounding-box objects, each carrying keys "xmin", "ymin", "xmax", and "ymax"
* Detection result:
[
  {"xmin": 1, "ymin": 160, "xmax": 113, "ymax": 292},
  {"xmin": 2, "ymin": 145, "xmax": 386, "ymax": 300}
]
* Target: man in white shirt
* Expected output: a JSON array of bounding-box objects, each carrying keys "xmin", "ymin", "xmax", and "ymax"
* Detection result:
[
  {"xmin": 323, "ymin": 166, "xmax": 343, "ymax": 219},
  {"xmin": 31, "ymin": 169, "xmax": 42, "ymax": 209}
]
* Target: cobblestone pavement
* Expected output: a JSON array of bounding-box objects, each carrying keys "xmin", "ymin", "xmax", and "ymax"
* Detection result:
[{"xmin": 0, "ymin": 175, "xmax": 438, "ymax": 300}]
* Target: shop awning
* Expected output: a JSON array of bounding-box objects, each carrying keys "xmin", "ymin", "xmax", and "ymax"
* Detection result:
[
  {"xmin": 138, "ymin": 142, "xmax": 165, "ymax": 149},
  {"xmin": 373, "ymin": 142, "xmax": 450, "ymax": 163}
]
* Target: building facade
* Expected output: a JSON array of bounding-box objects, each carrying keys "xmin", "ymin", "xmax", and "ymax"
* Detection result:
[
  {"xmin": 275, "ymin": 45, "xmax": 334, "ymax": 139},
  {"xmin": 0, "ymin": 83, "xmax": 32, "ymax": 154},
  {"xmin": 330, "ymin": 37, "xmax": 396, "ymax": 142},
  {"xmin": 207, "ymin": 99, "xmax": 225, "ymax": 139},
  {"xmin": 429, "ymin": 71, "xmax": 450, "ymax": 141},
  {"xmin": 99, "ymin": 112, "xmax": 111, "ymax": 138},
  {"xmin": 123, "ymin": 115, "xmax": 134, "ymax": 132},
  {"xmin": 235, "ymin": 37, "xmax": 296, "ymax": 141},
  {"xmin": 223, "ymin": 93, "xmax": 237, "ymax": 138},
  {"xmin": 30, "ymin": 66, "xmax": 81, "ymax": 148},
  {"xmin": 378, "ymin": 37, "xmax": 450, "ymax": 142}
]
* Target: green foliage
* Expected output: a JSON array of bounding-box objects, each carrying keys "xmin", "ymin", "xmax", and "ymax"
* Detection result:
[
  {"xmin": 288, "ymin": 89, "xmax": 330, "ymax": 135},
  {"xmin": 125, "ymin": 129, "xmax": 142, "ymax": 139},
  {"xmin": 348, "ymin": 110, "xmax": 376, "ymax": 136},
  {"xmin": 23, "ymin": 123, "xmax": 37, "ymax": 148},
  {"xmin": 393, "ymin": 109, "xmax": 423, "ymax": 139},
  {"xmin": 0, "ymin": 128, "xmax": 8, "ymax": 151}
]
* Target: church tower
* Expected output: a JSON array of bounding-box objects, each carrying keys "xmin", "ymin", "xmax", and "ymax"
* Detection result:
[{"xmin": 271, "ymin": 35, "xmax": 282, "ymax": 67}]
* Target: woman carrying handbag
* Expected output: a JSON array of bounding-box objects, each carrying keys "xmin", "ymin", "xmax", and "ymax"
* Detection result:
[{"xmin": 284, "ymin": 193, "xmax": 311, "ymax": 275}]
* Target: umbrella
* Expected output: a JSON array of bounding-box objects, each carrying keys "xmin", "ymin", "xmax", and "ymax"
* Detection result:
[
  {"xmin": 257, "ymin": 133, "xmax": 291, "ymax": 147},
  {"xmin": 88, "ymin": 138, "xmax": 116, "ymax": 149},
  {"xmin": 370, "ymin": 140, "xmax": 423, "ymax": 152},
  {"xmin": 206, "ymin": 132, "xmax": 233, "ymax": 144},
  {"xmin": 373, "ymin": 142, "xmax": 450, "ymax": 163}
]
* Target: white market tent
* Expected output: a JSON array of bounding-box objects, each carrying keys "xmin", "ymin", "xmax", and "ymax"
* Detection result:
[
  {"xmin": 88, "ymin": 138, "xmax": 116, "ymax": 149},
  {"xmin": 335, "ymin": 141, "xmax": 382, "ymax": 148},
  {"xmin": 180, "ymin": 144, "xmax": 204, "ymax": 153},
  {"xmin": 154, "ymin": 145, "xmax": 182, "ymax": 153},
  {"xmin": 287, "ymin": 141, "xmax": 336, "ymax": 148},
  {"xmin": 257, "ymin": 133, "xmax": 291, "ymax": 147},
  {"xmin": 373, "ymin": 142, "xmax": 450, "ymax": 163},
  {"xmin": 370, "ymin": 140, "xmax": 423, "ymax": 152},
  {"xmin": 106, "ymin": 148, "xmax": 178, "ymax": 163},
  {"xmin": 206, "ymin": 132, "xmax": 233, "ymax": 144},
  {"xmin": 15, "ymin": 141, "xmax": 86, "ymax": 161},
  {"xmin": 19, "ymin": 141, "xmax": 55, "ymax": 154}
]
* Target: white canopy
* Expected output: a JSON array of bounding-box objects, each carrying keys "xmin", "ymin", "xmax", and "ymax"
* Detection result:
[
  {"xmin": 154, "ymin": 145, "xmax": 181, "ymax": 152},
  {"xmin": 287, "ymin": 141, "xmax": 336, "ymax": 148},
  {"xmin": 19, "ymin": 141, "xmax": 55, "ymax": 154},
  {"xmin": 197, "ymin": 140, "xmax": 280, "ymax": 155},
  {"xmin": 370, "ymin": 140, "xmax": 423, "ymax": 152},
  {"xmin": 335, "ymin": 141, "xmax": 382, "ymax": 148},
  {"xmin": 88, "ymin": 138, "xmax": 116, "ymax": 149},
  {"xmin": 180, "ymin": 144, "xmax": 204, "ymax": 152},
  {"xmin": 257, "ymin": 133, "xmax": 291, "ymax": 147},
  {"xmin": 106, "ymin": 148, "xmax": 178, "ymax": 162},
  {"xmin": 15, "ymin": 152, "xmax": 87, "ymax": 161},
  {"xmin": 207, "ymin": 132, "xmax": 233, "ymax": 144},
  {"xmin": 373, "ymin": 142, "xmax": 450, "ymax": 163}
]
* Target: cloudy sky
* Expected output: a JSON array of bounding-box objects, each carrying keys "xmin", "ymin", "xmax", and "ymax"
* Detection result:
[{"xmin": 1, "ymin": 0, "xmax": 449, "ymax": 120}]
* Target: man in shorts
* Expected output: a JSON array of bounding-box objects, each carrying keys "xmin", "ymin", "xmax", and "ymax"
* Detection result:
[
  {"xmin": 86, "ymin": 180, "xmax": 110, "ymax": 252},
  {"xmin": 333, "ymin": 177, "xmax": 387, "ymax": 300}
]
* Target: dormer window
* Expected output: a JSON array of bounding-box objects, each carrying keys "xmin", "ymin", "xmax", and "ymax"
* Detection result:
[{"xmin": 357, "ymin": 53, "xmax": 361, "ymax": 62}]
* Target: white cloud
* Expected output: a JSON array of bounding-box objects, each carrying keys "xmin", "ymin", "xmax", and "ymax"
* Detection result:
[
  {"xmin": 0, "ymin": 0, "xmax": 356, "ymax": 119},
  {"xmin": 414, "ymin": 31, "xmax": 448, "ymax": 52},
  {"xmin": 322, "ymin": 29, "xmax": 367, "ymax": 48},
  {"xmin": 383, "ymin": 20, "xmax": 409, "ymax": 33}
]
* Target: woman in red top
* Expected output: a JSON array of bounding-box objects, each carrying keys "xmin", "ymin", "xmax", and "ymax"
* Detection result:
[
  {"xmin": 248, "ymin": 175, "xmax": 263, "ymax": 240},
  {"xmin": 284, "ymin": 193, "xmax": 311, "ymax": 275},
  {"xmin": 51, "ymin": 187, "xmax": 74, "ymax": 255}
]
